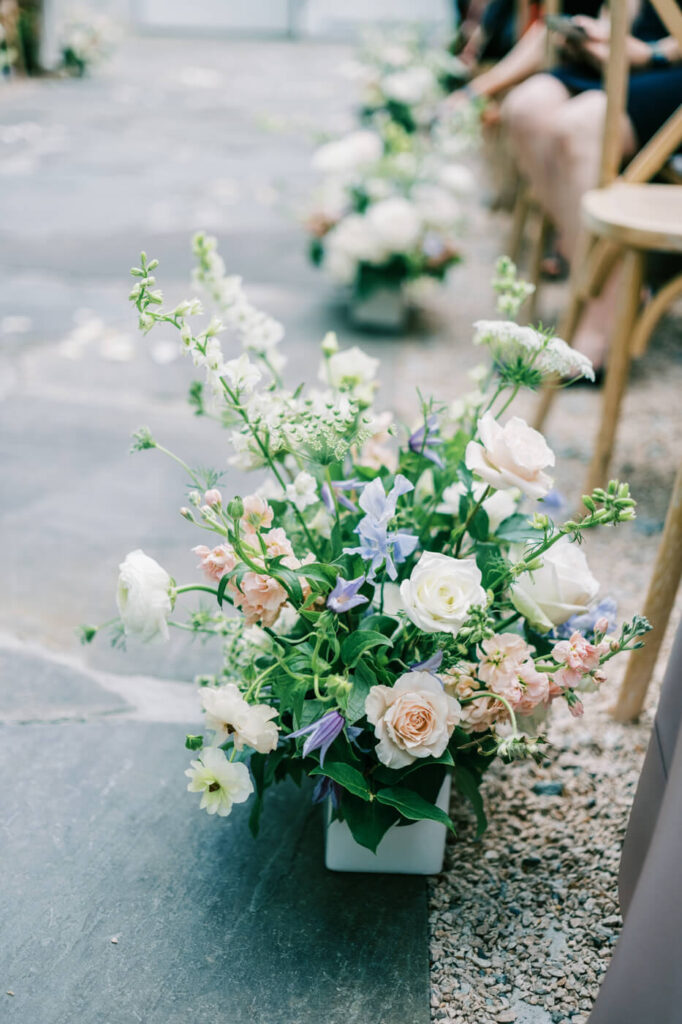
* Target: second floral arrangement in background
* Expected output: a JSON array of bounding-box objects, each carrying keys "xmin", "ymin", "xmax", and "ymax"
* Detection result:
[{"xmin": 84, "ymin": 241, "xmax": 649, "ymax": 859}]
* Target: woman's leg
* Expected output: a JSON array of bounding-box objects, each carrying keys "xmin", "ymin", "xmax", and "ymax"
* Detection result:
[
  {"xmin": 499, "ymin": 73, "xmax": 571, "ymax": 188},
  {"xmin": 541, "ymin": 91, "xmax": 637, "ymax": 365}
]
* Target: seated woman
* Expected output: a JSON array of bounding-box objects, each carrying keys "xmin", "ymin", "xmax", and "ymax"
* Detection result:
[{"xmin": 452, "ymin": 3, "xmax": 682, "ymax": 370}]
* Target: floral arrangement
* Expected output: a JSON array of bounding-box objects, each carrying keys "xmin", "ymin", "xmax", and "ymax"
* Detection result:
[
  {"xmin": 306, "ymin": 124, "xmax": 476, "ymax": 302},
  {"xmin": 83, "ymin": 243, "xmax": 649, "ymax": 854},
  {"xmin": 344, "ymin": 28, "xmax": 467, "ymax": 134},
  {"xmin": 59, "ymin": 8, "xmax": 115, "ymax": 76}
]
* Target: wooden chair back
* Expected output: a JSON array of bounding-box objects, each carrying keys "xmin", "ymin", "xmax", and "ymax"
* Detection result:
[{"xmin": 601, "ymin": 0, "xmax": 682, "ymax": 187}]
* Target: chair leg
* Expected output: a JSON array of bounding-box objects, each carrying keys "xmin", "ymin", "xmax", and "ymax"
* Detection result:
[
  {"xmin": 524, "ymin": 212, "xmax": 550, "ymax": 324},
  {"xmin": 585, "ymin": 248, "xmax": 644, "ymax": 494},
  {"xmin": 508, "ymin": 180, "xmax": 531, "ymax": 264},
  {"xmin": 613, "ymin": 462, "xmax": 682, "ymax": 722}
]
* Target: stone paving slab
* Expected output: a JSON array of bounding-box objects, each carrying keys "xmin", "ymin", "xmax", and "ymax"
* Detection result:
[{"xmin": 1, "ymin": 720, "xmax": 429, "ymax": 1024}]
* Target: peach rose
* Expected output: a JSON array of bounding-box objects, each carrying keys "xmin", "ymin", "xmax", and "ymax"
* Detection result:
[{"xmin": 365, "ymin": 671, "xmax": 461, "ymax": 768}]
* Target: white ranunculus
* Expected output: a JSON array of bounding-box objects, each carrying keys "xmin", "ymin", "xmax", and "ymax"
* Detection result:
[
  {"xmin": 312, "ymin": 130, "xmax": 383, "ymax": 175},
  {"xmin": 412, "ymin": 184, "xmax": 461, "ymax": 228},
  {"xmin": 511, "ymin": 537, "xmax": 600, "ymax": 632},
  {"xmin": 116, "ymin": 549, "xmax": 172, "ymax": 643},
  {"xmin": 466, "ymin": 412, "xmax": 555, "ymax": 499},
  {"xmin": 436, "ymin": 481, "xmax": 517, "ymax": 533},
  {"xmin": 365, "ymin": 197, "xmax": 422, "ymax": 253},
  {"xmin": 400, "ymin": 552, "xmax": 487, "ymax": 636},
  {"xmin": 201, "ymin": 683, "xmax": 279, "ymax": 753},
  {"xmin": 382, "ymin": 66, "xmax": 436, "ymax": 105},
  {"xmin": 365, "ymin": 671, "xmax": 461, "ymax": 768},
  {"xmin": 185, "ymin": 747, "xmax": 254, "ymax": 817},
  {"xmin": 438, "ymin": 163, "xmax": 476, "ymax": 195}
]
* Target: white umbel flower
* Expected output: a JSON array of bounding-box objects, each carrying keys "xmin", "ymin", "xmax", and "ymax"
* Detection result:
[
  {"xmin": 185, "ymin": 747, "xmax": 254, "ymax": 817},
  {"xmin": 473, "ymin": 320, "xmax": 594, "ymax": 381},
  {"xmin": 116, "ymin": 550, "xmax": 172, "ymax": 643}
]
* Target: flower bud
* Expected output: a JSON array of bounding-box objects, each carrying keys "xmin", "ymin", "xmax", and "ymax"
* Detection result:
[
  {"xmin": 188, "ymin": 490, "xmax": 202, "ymax": 507},
  {"xmin": 179, "ymin": 507, "xmax": 194, "ymax": 521},
  {"xmin": 594, "ymin": 617, "xmax": 609, "ymax": 637},
  {"xmin": 227, "ymin": 496, "xmax": 245, "ymax": 520},
  {"xmin": 185, "ymin": 734, "xmax": 204, "ymax": 751},
  {"xmin": 321, "ymin": 331, "xmax": 338, "ymax": 356},
  {"xmin": 204, "ymin": 488, "xmax": 222, "ymax": 508}
]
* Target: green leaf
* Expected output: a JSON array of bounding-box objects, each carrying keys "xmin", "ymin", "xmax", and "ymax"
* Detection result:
[
  {"xmin": 454, "ymin": 766, "xmax": 488, "ymax": 838},
  {"xmin": 469, "ymin": 506, "xmax": 490, "ymax": 542},
  {"xmin": 361, "ymin": 613, "xmax": 399, "ymax": 637},
  {"xmin": 495, "ymin": 513, "xmax": 538, "ymax": 543},
  {"xmin": 345, "ymin": 662, "xmax": 376, "ymax": 724},
  {"xmin": 339, "ymin": 792, "xmax": 399, "ymax": 852},
  {"xmin": 310, "ymin": 761, "xmax": 372, "ymax": 801},
  {"xmin": 375, "ymin": 785, "xmax": 456, "ymax": 831},
  {"xmin": 295, "ymin": 562, "xmax": 339, "ymax": 588},
  {"xmin": 476, "ymin": 544, "xmax": 510, "ymax": 590},
  {"xmin": 341, "ymin": 629, "xmax": 392, "ymax": 668}
]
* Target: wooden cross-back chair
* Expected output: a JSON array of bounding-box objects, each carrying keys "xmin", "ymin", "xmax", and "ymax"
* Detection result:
[{"xmin": 534, "ymin": 0, "xmax": 682, "ymax": 497}]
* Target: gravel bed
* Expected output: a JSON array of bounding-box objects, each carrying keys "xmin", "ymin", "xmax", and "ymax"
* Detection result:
[{"xmin": 417, "ymin": 155, "xmax": 682, "ymax": 1024}]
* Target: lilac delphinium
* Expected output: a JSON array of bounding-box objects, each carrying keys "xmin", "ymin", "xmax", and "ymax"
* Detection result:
[
  {"xmin": 321, "ymin": 479, "xmax": 360, "ymax": 513},
  {"xmin": 286, "ymin": 709, "xmax": 345, "ymax": 766},
  {"xmin": 312, "ymin": 775, "xmax": 341, "ymax": 808},
  {"xmin": 344, "ymin": 475, "xmax": 419, "ymax": 581},
  {"xmin": 327, "ymin": 575, "xmax": 369, "ymax": 613},
  {"xmin": 409, "ymin": 414, "xmax": 444, "ymax": 469},
  {"xmin": 411, "ymin": 650, "xmax": 444, "ymax": 673}
]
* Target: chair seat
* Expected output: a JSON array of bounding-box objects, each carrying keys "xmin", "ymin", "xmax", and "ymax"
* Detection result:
[{"xmin": 581, "ymin": 183, "xmax": 682, "ymax": 253}]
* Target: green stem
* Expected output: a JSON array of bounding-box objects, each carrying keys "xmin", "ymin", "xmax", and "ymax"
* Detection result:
[
  {"xmin": 175, "ymin": 584, "xmax": 220, "ymax": 597},
  {"xmin": 454, "ymin": 485, "xmax": 492, "ymax": 556},
  {"xmin": 154, "ymin": 444, "xmax": 203, "ymax": 488}
]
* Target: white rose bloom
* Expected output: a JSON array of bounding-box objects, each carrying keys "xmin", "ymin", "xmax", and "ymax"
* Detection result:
[
  {"xmin": 466, "ymin": 412, "xmax": 555, "ymax": 499},
  {"xmin": 223, "ymin": 352, "xmax": 261, "ymax": 393},
  {"xmin": 438, "ymin": 163, "xmax": 476, "ymax": 195},
  {"xmin": 436, "ymin": 481, "xmax": 517, "ymax": 533},
  {"xmin": 365, "ymin": 197, "xmax": 422, "ymax": 253},
  {"xmin": 285, "ymin": 471, "xmax": 319, "ymax": 511},
  {"xmin": 201, "ymin": 683, "xmax": 279, "ymax": 753},
  {"xmin": 511, "ymin": 536, "xmax": 600, "ymax": 632},
  {"xmin": 116, "ymin": 549, "xmax": 172, "ymax": 643},
  {"xmin": 324, "ymin": 213, "xmax": 386, "ymax": 269},
  {"xmin": 382, "ymin": 66, "xmax": 436, "ymax": 105},
  {"xmin": 185, "ymin": 748, "xmax": 254, "ymax": 817},
  {"xmin": 312, "ymin": 130, "xmax": 383, "ymax": 175},
  {"xmin": 365, "ymin": 671, "xmax": 461, "ymax": 768},
  {"xmin": 412, "ymin": 184, "xmax": 461, "ymax": 228},
  {"xmin": 400, "ymin": 552, "xmax": 487, "ymax": 635}
]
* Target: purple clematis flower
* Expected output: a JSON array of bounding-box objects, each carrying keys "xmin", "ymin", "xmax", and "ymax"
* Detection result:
[
  {"xmin": 344, "ymin": 475, "xmax": 418, "ymax": 581},
  {"xmin": 327, "ymin": 575, "xmax": 369, "ymax": 613},
  {"xmin": 312, "ymin": 775, "xmax": 341, "ymax": 808},
  {"xmin": 411, "ymin": 650, "xmax": 444, "ymax": 673},
  {"xmin": 322, "ymin": 479, "xmax": 360, "ymax": 513},
  {"xmin": 409, "ymin": 414, "xmax": 444, "ymax": 469},
  {"xmin": 286, "ymin": 709, "xmax": 345, "ymax": 766}
]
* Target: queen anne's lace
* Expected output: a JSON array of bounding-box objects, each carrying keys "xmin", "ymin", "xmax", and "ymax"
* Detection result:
[{"xmin": 473, "ymin": 320, "xmax": 594, "ymax": 382}]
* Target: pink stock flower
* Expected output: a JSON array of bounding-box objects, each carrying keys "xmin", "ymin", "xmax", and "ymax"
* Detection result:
[
  {"xmin": 232, "ymin": 571, "xmax": 288, "ymax": 627},
  {"xmin": 204, "ymin": 488, "xmax": 222, "ymax": 507},
  {"xmin": 442, "ymin": 662, "xmax": 479, "ymax": 700},
  {"xmin": 514, "ymin": 659, "xmax": 550, "ymax": 715},
  {"xmin": 193, "ymin": 543, "xmax": 236, "ymax": 582},
  {"xmin": 460, "ymin": 694, "xmax": 506, "ymax": 733},
  {"xmin": 241, "ymin": 495, "xmax": 274, "ymax": 534},
  {"xmin": 594, "ymin": 617, "xmax": 610, "ymax": 637},
  {"xmin": 479, "ymin": 633, "xmax": 533, "ymax": 697},
  {"xmin": 569, "ymin": 698, "xmax": 584, "ymax": 718},
  {"xmin": 551, "ymin": 630, "xmax": 607, "ymax": 689},
  {"xmin": 263, "ymin": 527, "xmax": 295, "ymax": 564}
]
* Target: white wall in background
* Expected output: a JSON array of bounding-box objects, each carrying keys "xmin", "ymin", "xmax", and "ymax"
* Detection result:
[
  {"xmin": 134, "ymin": 0, "xmax": 293, "ymax": 34},
  {"xmin": 300, "ymin": 0, "xmax": 453, "ymax": 38}
]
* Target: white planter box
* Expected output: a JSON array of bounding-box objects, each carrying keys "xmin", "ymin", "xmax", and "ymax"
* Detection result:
[
  {"xmin": 325, "ymin": 777, "xmax": 451, "ymax": 874},
  {"xmin": 349, "ymin": 287, "xmax": 407, "ymax": 332}
]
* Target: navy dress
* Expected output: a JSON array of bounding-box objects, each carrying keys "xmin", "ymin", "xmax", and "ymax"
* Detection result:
[{"xmin": 550, "ymin": 2, "xmax": 682, "ymax": 146}]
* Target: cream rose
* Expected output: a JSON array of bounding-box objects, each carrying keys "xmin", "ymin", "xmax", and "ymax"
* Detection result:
[
  {"xmin": 465, "ymin": 412, "xmax": 555, "ymax": 499},
  {"xmin": 365, "ymin": 671, "xmax": 461, "ymax": 768},
  {"xmin": 116, "ymin": 549, "xmax": 172, "ymax": 643},
  {"xmin": 400, "ymin": 552, "xmax": 487, "ymax": 635},
  {"xmin": 511, "ymin": 537, "xmax": 600, "ymax": 632}
]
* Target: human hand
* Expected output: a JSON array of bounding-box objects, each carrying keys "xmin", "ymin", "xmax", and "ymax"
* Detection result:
[{"xmin": 571, "ymin": 15, "xmax": 654, "ymax": 70}]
